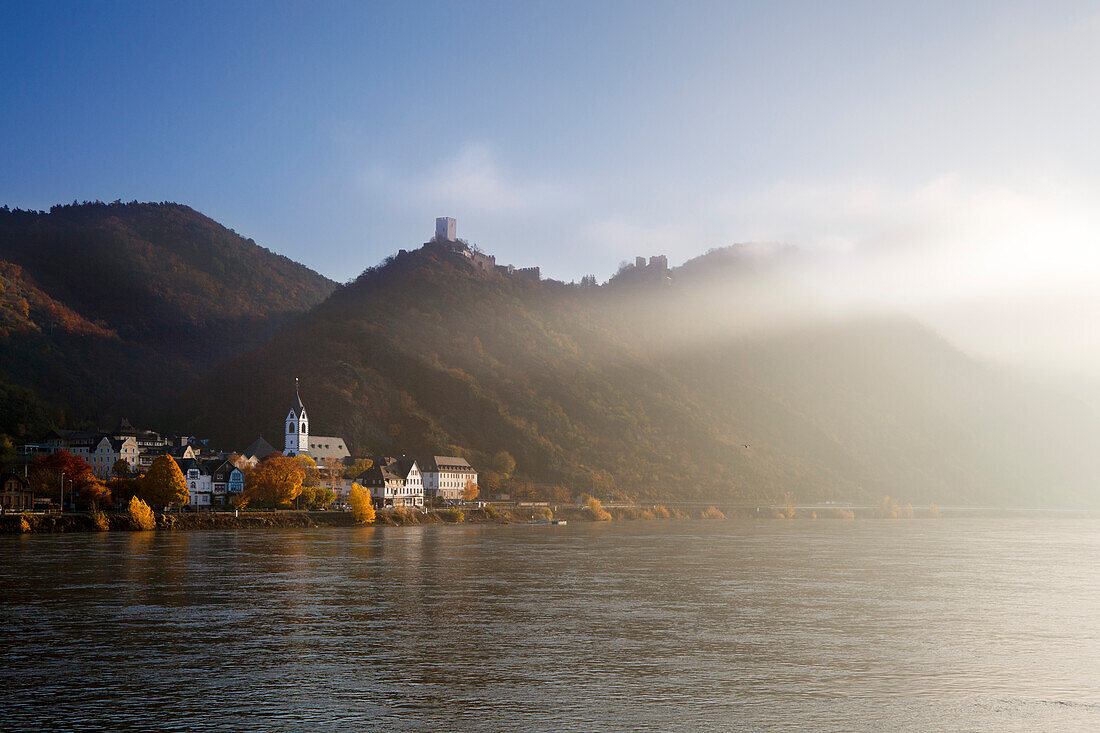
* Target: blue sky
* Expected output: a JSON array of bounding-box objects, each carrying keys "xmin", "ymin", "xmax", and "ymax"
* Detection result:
[{"xmin": 3, "ymin": 0, "xmax": 1100, "ymax": 329}]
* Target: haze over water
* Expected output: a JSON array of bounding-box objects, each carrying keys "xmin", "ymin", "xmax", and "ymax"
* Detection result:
[{"xmin": 4, "ymin": 520, "xmax": 1099, "ymax": 731}]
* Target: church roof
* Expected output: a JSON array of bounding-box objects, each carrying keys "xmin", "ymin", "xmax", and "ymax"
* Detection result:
[
  {"xmin": 243, "ymin": 436, "xmax": 277, "ymax": 460},
  {"xmin": 294, "ymin": 377, "xmax": 305, "ymax": 410}
]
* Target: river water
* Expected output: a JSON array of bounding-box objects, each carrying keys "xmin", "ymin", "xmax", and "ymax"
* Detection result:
[{"xmin": 3, "ymin": 519, "xmax": 1099, "ymax": 731}]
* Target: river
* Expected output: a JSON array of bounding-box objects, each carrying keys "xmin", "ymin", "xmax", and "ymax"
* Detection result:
[{"xmin": 3, "ymin": 519, "xmax": 1099, "ymax": 731}]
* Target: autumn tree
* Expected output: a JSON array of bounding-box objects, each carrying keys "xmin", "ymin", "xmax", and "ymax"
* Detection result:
[
  {"xmin": 299, "ymin": 484, "xmax": 336, "ymax": 510},
  {"xmin": 0, "ymin": 435, "xmax": 17, "ymax": 472},
  {"xmin": 545, "ymin": 485, "xmax": 572, "ymax": 504},
  {"xmin": 29, "ymin": 450, "xmax": 96, "ymax": 504},
  {"xmin": 462, "ymin": 479, "xmax": 479, "ymax": 501},
  {"xmin": 345, "ymin": 458, "xmax": 374, "ymax": 480},
  {"xmin": 112, "ymin": 459, "xmax": 131, "ymax": 479},
  {"xmin": 584, "ymin": 496, "xmax": 611, "ymax": 521},
  {"xmin": 128, "ymin": 496, "xmax": 156, "ymax": 530},
  {"xmin": 321, "ymin": 457, "xmax": 344, "ymax": 491},
  {"xmin": 297, "ymin": 455, "xmax": 322, "ymax": 487},
  {"xmin": 241, "ymin": 454, "xmax": 303, "ymax": 508},
  {"xmin": 349, "ymin": 483, "xmax": 375, "ymax": 524},
  {"xmin": 141, "ymin": 455, "xmax": 189, "ymax": 508}
]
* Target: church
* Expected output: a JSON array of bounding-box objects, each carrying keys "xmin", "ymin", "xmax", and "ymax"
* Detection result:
[{"xmin": 284, "ymin": 378, "xmax": 350, "ymax": 463}]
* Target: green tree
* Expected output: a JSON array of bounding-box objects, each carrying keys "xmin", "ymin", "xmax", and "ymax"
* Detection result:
[
  {"xmin": 491, "ymin": 451, "xmax": 516, "ymax": 477},
  {"xmin": 141, "ymin": 455, "xmax": 189, "ymax": 508}
]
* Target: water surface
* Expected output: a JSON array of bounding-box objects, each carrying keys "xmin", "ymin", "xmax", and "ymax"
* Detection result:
[{"xmin": 3, "ymin": 519, "xmax": 1099, "ymax": 731}]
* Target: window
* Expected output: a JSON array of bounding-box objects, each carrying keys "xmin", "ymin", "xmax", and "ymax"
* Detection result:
[{"xmin": 301, "ymin": 423, "xmax": 307, "ymax": 433}]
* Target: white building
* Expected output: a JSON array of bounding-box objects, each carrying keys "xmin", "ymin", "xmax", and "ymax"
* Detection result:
[
  {"xmin": 420, "ymin": 456, "xmax": 478, "ymax": 502},
  {"xmin": 89, "ymin": 436, "xmax": 140, "ymax": 479},
  {"xmin": 361, "ymin": 456, "xmax": 424, "ymax": 507},
  {"xmin": 179, "ymin": 458, "xmax": 213, "ymax": 507},
  {"xmin": 435, "ymin": 216, "xmax": 456, "ymax": 241},
  {"xmin": 307, "ymin": 436, "xmax": 350, "ymax": 464}
]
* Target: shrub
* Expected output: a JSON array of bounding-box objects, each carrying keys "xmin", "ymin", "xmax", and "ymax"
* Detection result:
[
  {"xmin": 128, "ymin": 496, "xmax": 156, "ymax": 531},
  {"xmin": 651, "ymin": 504, "xmax": 671, "ymax": 519},
  {"xmin": 91, "ymin": 510, "xmax": 110, "ymax": 531},
  {"xmin": 701, "ymin": 505, "xmax": 726, "ymax": 520},
  {"xmin": 831, "ymin": 508, "xmax": 855, "ymax": 519},
  {"xmin": 639, "ymin": 509, "xmax": 656, "ymax": 520},
  {"xmin": 584, "ymin": 497, "xmax": 611, "ymax": 521},
  {"xmin": 929, "ymin": 503, "xmax": 942, "ymax": 518},
  {"xmin": 441, "ymin": 507, "xmax": 464, "ymax": 523},
  {"xmin": 532, "ymin": 506, "xmax": 553, "ymax": 521},
  {"xmin": 20, "ymin": 516, "xmax": 31, "ymax": 533}
]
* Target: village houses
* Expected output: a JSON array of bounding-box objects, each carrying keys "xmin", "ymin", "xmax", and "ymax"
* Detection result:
[{"xmin": 10, "ymin": 376, "xmax": 479, "ymax": 512}]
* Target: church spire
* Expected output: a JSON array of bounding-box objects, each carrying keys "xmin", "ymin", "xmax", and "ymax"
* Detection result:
[{"xmin": 295, "ymin": 377, "xmax": 304, "ymax": 409}]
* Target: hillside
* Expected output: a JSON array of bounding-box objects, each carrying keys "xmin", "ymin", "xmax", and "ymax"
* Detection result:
[
  {"xmin": 179, "ymin": 240, "xmax": 1100, "ymax": 506},
  {"xmin": 0, "ymin": 201, "xmax": 337, "ymax": 436}
]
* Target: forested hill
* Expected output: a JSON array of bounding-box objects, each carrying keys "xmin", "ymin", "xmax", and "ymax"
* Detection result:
[
  {"xmin": 0, "ymin": 202, "xmax": 337, "ymax": 436},
  {"xmin": 179, "ymin": 239, "xmax": 1100, "ymax": 507}
]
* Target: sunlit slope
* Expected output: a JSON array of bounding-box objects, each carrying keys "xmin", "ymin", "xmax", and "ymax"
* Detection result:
[
  {"xmin": 0, "ymin": 202, "xmax": 338, "ymax": 435},
  {"xmin": 183, "ymin": 243, "xmax": 1100, "ymax": 505}
]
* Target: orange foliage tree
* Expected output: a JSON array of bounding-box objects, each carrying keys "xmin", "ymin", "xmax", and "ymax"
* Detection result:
[
  {"xmin": 241, "ymin": 455, "xmax": 303, "ymax": 508},
  {"xmin": 29, "ymin": 450, "xmax": 106, "ymax": 507},
  {"xmin": 141, "ymin": 455, "xmax": 189, "ymax": 508}
]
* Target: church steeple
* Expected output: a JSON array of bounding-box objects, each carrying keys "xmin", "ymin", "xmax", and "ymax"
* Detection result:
[{"xmin": 285, "ymin": 377, "xmax": 309, "ymax": 456}]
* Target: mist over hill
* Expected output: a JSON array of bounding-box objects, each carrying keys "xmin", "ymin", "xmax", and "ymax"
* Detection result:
[
  {"xmin": 0, "ymin": 202, "xmax": 337, "ymax": 435},
  {"xmin": 177, "ymin": 237, "xmax": 1100, "ymax": 507},
  {"xmin": 1, "ymin": 203, "xmax": 1094, "ymax": 506}
]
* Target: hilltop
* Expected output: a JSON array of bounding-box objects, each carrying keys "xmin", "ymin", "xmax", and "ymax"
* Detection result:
[
  {"xmin": 177, "ymin": 236, "xmax": 1100, "ymax": 506},
  {"xmin": 0, "ymin": 201, "xmax": 337, "ymax": 436},
  {"xmin": 4, "ymin": 205, "xmax": 1095, "ymax": 507}
]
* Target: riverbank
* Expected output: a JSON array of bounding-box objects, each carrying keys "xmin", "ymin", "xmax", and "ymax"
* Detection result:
[
  {"xmin": 0, "ymin": 505, "xmax": 521, "ymax": 534},
  {"xmin": 2, "ymin": 502, "xmax": 1089, "ymax": 534}
]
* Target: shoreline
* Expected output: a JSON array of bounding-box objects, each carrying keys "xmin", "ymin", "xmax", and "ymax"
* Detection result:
[{"xmin": 1, "ymin": 503, "xmax": 1093, "ymax": 535}]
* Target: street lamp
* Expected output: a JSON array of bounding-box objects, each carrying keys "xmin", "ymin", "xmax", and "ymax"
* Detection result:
[{"xmin": 60, "ymin": 471, "xmax": 65, "ymax": 513}]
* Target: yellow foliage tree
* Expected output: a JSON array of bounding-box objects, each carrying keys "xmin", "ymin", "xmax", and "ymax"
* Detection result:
[
  {"xmin": 142, "ymin": 456, "xmax": 189, "ymax": 508},
  {"xmin": 701, "ymin": 505, "xmax": 726, "ymax": 520},
  {"xmin": 584, "ymin": 496, "xmax": 611, "ymax": 521},
  {"xmin": 462, "ymin": 479, "xmax": 480, "ymax": 501},
  {"xmin": 296, "ymin": 455, "xmax": 322, "ymax": 487},
  {"xmin": 349, "ymin": 483, "xmax": 375, "ymax": 524},
  {"xmin": 128, "ymin": 496, "xmax": 156, "ymax": 530}
]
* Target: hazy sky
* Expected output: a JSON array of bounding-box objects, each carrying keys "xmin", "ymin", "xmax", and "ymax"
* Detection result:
[{"xmin": 4, "ymin": 1, "xmax": 1100, "ymax": 374}]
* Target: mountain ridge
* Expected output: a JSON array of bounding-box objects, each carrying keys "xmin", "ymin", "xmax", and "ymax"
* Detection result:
[{"xmin": 0, "ymin": 201, "xmax": 338, "ymax": 436}]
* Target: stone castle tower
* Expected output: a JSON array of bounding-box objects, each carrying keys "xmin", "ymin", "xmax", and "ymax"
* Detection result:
[{"xmin": 284, "ymin": 377, "xmax": 309, "ymax": 457}]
